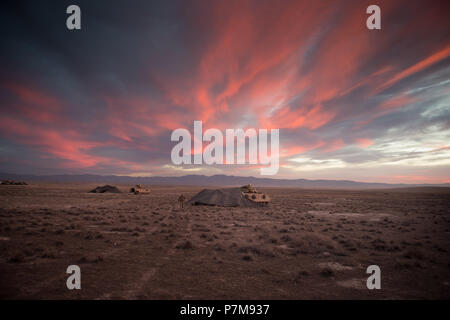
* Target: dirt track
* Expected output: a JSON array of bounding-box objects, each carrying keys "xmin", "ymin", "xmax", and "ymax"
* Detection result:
[{"xmin": 0, "ymin": 183, "xmax": 449, "ymax": 299}]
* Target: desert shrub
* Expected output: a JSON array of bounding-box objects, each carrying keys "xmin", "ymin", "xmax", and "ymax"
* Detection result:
[
  {"xmin": 403, "ymin": 249, "xmax": 425, "ymax": 260},
  {"xmin": 41, "ymin": 249, "xmax": 57, "ymax": 259},
  {"xmin": 175, "ymin": 240, "xmax": 194, "ymax": 249},
  {"xmin": 320, "ymin": 268, "xmax": 335, "ymax": 277},
  {"xmin": 238, "ymin": 245, "xmax": 275, "ymax": 257},
  {"xmin": 8, "ymin": 251, "xmax": 25, "ymax": 263}
]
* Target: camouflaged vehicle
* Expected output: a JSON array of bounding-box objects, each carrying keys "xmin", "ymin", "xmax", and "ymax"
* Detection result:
[
  {"xmin": 129, "ymin": 184, "xmax": 151, "ymax": 194},
  {"xmin": 240, "ymin": 184, "xmax": 270, "ymax": 205}
]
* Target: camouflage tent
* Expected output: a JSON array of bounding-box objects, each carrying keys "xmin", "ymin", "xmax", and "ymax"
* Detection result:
[
  {"xmin": 0, "ymin": 180, "xmax": 27, "ymax": 185},
  {"xmin": 89, "ymin": 185, "xmax": 121, "ymax": 193},
  {"xmin": 188, "ymin": 187, "xmax": 265, "ymax": 207}
]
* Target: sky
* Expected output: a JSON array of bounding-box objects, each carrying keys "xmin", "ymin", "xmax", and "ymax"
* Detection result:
[{"xmin": 0, "ymin": 0, "xmax": 449, "ymax": 183}]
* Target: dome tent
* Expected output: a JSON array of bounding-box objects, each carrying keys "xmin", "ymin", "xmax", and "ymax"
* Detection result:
[
  {"xmin": 89, "ymin": 185, "xmax": 121, "ymax": 193},
  {"xmin": 188, "ymin": 187, "xmax": 268, "ymax": 207}
]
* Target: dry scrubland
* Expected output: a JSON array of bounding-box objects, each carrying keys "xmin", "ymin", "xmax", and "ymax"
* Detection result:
[{"xmin": 0, "ymin": 183, "xmax": 449, "ymax": 299}]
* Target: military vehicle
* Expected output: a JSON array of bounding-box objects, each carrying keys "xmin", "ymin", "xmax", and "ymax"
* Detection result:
[
  {"xmin": 240, "ymin": 184, "xmax": 270, "ymax": 205},
  {"xmin": 129, "ymin": 184, "xmax": 151, "ymax": 194}
]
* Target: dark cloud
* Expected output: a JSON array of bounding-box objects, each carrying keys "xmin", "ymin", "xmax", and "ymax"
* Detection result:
[{"xmin": 0, "ymin": 0, "xmax": 449, "ymax": 182}]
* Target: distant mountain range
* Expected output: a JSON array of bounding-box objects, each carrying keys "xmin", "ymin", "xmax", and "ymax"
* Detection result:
[{"xmin": 1, "ymin": 172, "xmax": 449, "ymax": 189}]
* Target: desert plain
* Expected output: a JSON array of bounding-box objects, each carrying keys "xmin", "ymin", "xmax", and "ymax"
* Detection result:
[{"xmin": 0, "ymin": 183, "xmax": 449, "ymax": 299}]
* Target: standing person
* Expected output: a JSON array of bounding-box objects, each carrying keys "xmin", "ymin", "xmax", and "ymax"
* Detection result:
[{"xmin": 178, "ymin": 194, "xmax": 186, "ymax": 209}]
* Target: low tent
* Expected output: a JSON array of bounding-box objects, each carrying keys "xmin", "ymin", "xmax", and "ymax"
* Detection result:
[
  {"xmin": 89, "ymin": 185, "xmax": 121, "ymax": 193},
  {"xmin": 188, "ymin": 187, "xmax": 265, "ymax": 207},
  {"xmin": 0, "ymin": 180, "xmax": 27, "ymax": 185}
]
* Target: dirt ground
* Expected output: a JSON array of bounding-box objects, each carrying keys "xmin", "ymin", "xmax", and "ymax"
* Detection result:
[{"xmin": 0, "ymin": 183, "xmax": 449, "ymax": 299}]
